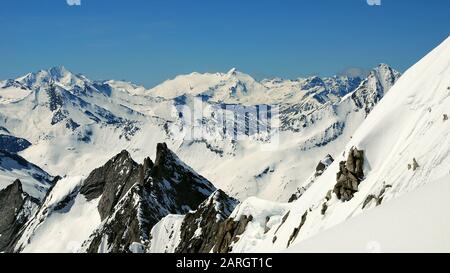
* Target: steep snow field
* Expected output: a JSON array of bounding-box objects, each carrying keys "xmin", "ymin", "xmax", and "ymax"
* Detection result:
[
  {"xmin": 226, "ymin": 36, "xmax": 450, "ymax": 252},
  {"xmin": 286, "ymin": 175, "xmax": 450, "ymax": 253},
  {"xmin": 16, "ymin": 176, "xmax": 101, "ymax": 253}
]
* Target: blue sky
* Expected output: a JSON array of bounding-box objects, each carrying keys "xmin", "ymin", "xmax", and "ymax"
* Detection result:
[{"xmin": 1, "ymin": 0, "xmax": 449, "ymax": 87}]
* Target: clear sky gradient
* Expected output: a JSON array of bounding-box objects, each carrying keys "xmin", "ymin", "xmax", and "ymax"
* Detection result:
[{"xmin": 1, "ymin": 0, "xmax": 449, "ymax": 87}]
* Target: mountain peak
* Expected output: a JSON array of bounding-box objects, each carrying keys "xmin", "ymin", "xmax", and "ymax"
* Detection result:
[
  {"xmin": 227, "ymin": 67, "xmax": 238, "ymax": 75},
  {"xmin": 47, "ymin": 66, "xmax": 72, "ymax": 79}
]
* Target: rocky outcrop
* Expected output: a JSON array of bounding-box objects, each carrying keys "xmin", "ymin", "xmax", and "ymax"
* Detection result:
[
  {"xmin": 81, "ymin": 143, "xmax": 216, "ymax": 253},
  {"xmin": 0, "ymin": 135, "xmax": 32, "ymax": 153},
  {"xmin": 362, "ymin": 183, "xmax": 392, "ymax": 209},
  {"xmin": 175, "ymin": 190, "xmax": 239, "ymax": 253},
  {"xmin": 287, "ymin": 211, "xmax": 308, "ymax": 247},
  {"xmin": 0, "ymin": 180, "xmax": 39, "ymax": 252},
  {"xmin": 80, "ymin": 150, "xmax": 144, "ymax": 220},
  {"xmin": 333, "ymin": 148, "xmax": 365, "ymax": 201}
]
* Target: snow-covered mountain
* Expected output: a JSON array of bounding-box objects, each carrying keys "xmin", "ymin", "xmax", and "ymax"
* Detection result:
[
  {"xmin": 0, "ymin": 47, "xmax": 418, "ymax": 253},
  {"xmin": 149, "ymin": 36, "xmax": 450, "ymax": 253},
  {"xmin": 0, "ymin": 63, "xmax": 400, "ymax": 203}
]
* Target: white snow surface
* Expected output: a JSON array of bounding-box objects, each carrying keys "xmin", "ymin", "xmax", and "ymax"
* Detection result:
[
  {"xmin": 287, "ymin": 175, "xmax": 450, "ymax": 253},
  {"xmin": 17, "ymin": 176, "xmax": 101, "ymax": 253},
  {"xmin": 149, "ymin": 214, "xmax": 185, "ymax": 253}
]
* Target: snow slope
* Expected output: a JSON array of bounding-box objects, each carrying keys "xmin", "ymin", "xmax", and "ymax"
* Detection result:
[
  {"xmin": 222, "ymin": 36, "xmax": 450, "ymax": 252},
  {"xmin": 287, "ymin": 175, "xmax": 450, "ymax": 253},
  {"xmin": 18, "ymin": 176, "xmax": 101, "ymax": 253}
]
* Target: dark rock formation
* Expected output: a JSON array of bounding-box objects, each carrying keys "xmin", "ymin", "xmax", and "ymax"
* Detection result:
[
  {"xmin": 80, "ymin": 150, "xmax": 142, "ymax": 220},
  {"xmin": 175, "ymin": 190, "xmax": 239, "ymax": 253},
  {"xmin": 287, "ymin": 211, "xmax": 308, "ymax": 247},
  {"xmin": 333, "ymin": 148, "xmax": 365, "ymax": 201},
  {"xmin": 321, "ymin": 202, "xmax": 328, "ymax": 215},
  {"xmin": 81, "ymin": 143, "xmax": 216, "ymax": 253},
  {"xmin": 274, "ymin": 210, "xmax": 290, "ymax": 235},
  {"xmin": 0, "ymin": 135, "xmax": 32, "ymax": 153},
  {"xmin": 0, "ymin": 180, "xmax": 39, "ymax": 252},
  {"xmin": 315, "ymin": 154, "xmax": 334, "ymax": 176},
  {"xmin": 444, "ymin": 114, "xmax": 448, "ymax": 121},
  {"xmin": 412, "ymin": 158, "xmax": 420, "ymax": 171},
  {"xmin": 362, "ymin": 184, "xmax": 392, "ymax": 209}
]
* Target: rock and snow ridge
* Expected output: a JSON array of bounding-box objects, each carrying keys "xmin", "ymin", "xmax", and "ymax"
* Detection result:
[{"xmin": 11, "ymin": 143, "xmax": 216, "ymax": 253}]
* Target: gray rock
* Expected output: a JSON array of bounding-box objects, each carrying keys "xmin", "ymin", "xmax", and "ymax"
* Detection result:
[
  {"xmin": 0, "ymin": 180, "xmax": 39, "ymax": 252},
  {"xmin": 287, "ymin": 211, "xmax": 308, "ymax": 247},
  {"xmin": 81, "ymin": 143, "xmax": 216, "ymax": 253},
  {"xmin": 413, "ymin": 158, "xmax": 420, "ymax": 171},
  {"xmin": 175, "ymin": 190, "xmax": 239, "ymax": 253},
  {"xmin": 333, "ymin": 148, "xmax": 365, "ymax": 201}
]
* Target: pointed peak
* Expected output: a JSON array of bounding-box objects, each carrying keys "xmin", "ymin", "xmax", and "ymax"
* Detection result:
[
  {"xmin": 111, "ymin": 149, "xmax": 135, "ymax": 164},
  {"xmin": 11, "ymin": 179, "xmax": 23, "ymax": 192},
  {"xmin": 0, "ymin": 179, "xmax": 24, "ymax": 198},
  {"xmin": 227, "ymin": 67, "xmax": 238, "ymax": 75},
  {"xmin": 48, "ymin": 65, "xmax": 70, "ymax": 74},
  {"xmin": 154, "ymin": 143, "xmax": 176, "ymax": 167}
]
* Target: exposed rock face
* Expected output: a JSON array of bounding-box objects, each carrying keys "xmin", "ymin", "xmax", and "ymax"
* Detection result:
[
  {"xmin": 175, "ymin": 190, "xmax": 239, "ymax": 253},
  {"xmin": 289, "ymin": 154, "xmax": 334, "ymax": 203},
  {"xmin": 315, "ymin": 154, "xmax": 334, "ymax": 176},
  {"xmin": 362, "ymin": 184, "xmax": 392, "ymax": 209},
  {"xmin": 80, "ymin": 150, "xmax": 143, "ymax": 220},
  {"xmin": 412, "ymin": 158, "xmax": 420, "ymax": 171},
  {"xmin": 333, "ymin": 148, "xmax": 365, "ymax": 201},
  {"xmin": 0, "ymin": 180, "xmax": 39, "ymax": 252},
  {"xmin": 0, "ymin": 135, "xmax": 32, "ymax": 153},
  {"xmin": 351, "ymin": 64, "xmax": 401, "ymax": 115},
  {"xmin": 81, "ymin": 143, "xmax": 216, "ymax": 253},
  {"xmin": 150, "ymin": 143, "xmax": 216, "ymax": 212},
  {"xmin": 287, "ymin": 211, "xmax": 308, "ymax": 247}
]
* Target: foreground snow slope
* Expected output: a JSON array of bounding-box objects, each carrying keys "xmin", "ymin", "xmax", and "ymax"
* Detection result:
[
  {"xmin": 287, "ymin": 175, "xmax": 450, "ymax": 253},
  {"xmin": 227, "ymin": 36, "xmax": 450, "ymax": 252}
]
